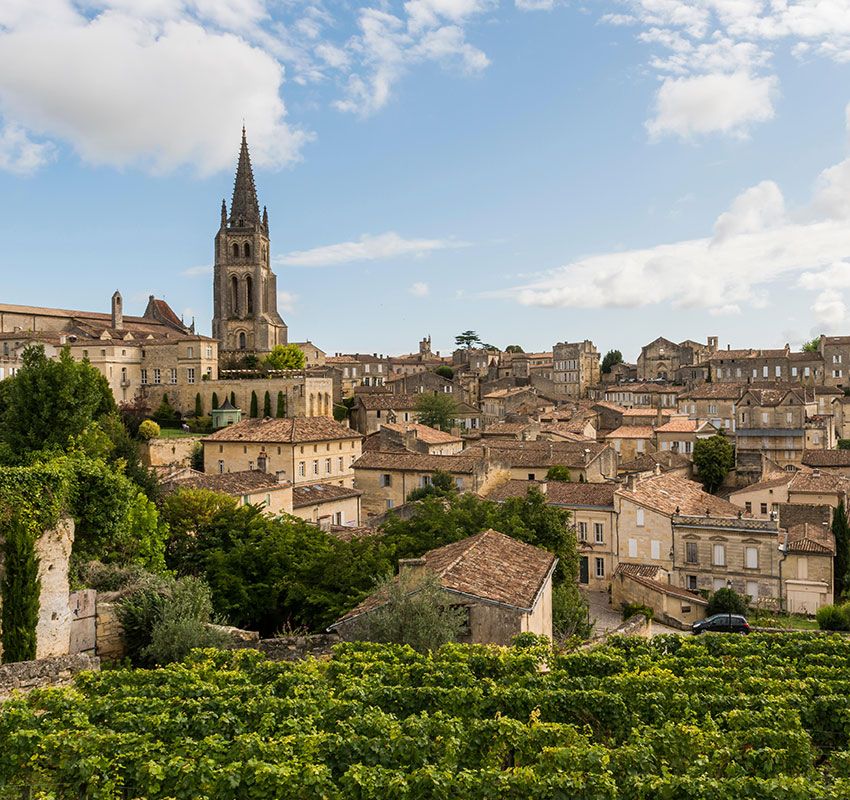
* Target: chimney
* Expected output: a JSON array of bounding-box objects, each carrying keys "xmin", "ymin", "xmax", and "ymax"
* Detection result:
[
  {"xmin": 813, "ymin": 468, "xmax": 821, "ymax": 477},
  {"xmin": 398, "ymin": 557, "xmax": 428, "ymax": 586},
  {"xmin": 257, "ymin": 451, "xmax": 268, "ymax": 473},
  {"xmin": 111, "ymin": 291, "xmax": 123, "ymax": 329},
  {"xmin": 626, "ymin": 473, "xmax": 637, "ymax": 491}
]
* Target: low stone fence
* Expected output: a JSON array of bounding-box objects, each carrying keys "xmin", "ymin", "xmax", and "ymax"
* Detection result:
[
  {"xmin": 0, "ymin": 653, "xmax": 100, "ymax": 700},
  {"xmin": 232, "ymin": 633, "xmax": 341, "ymax": 661}
]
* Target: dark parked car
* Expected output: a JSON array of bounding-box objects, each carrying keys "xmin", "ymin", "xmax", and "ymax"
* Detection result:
[{"xmin": 692, "ymin": 614, "xmax": 750, "ymax": 635}]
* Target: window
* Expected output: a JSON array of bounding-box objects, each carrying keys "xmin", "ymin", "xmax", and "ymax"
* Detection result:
[
  {"xmin": 419, "ymin": 475, "xmax": 432, "ymax": 488},
  {"xmin": 595, "ymin": 558, "xmax": 605, "ymax": 579},
  {"xmin": 636, "ymin": 508, "xmax": 645, "ymax": 527},
  {"xmin": 835, "ymin": 354, "xmax": 843, "ymax": 364},
  {"xmin": 334, "ymin": 512, "xmax": 343, "ymax": 526},
  {"xmin": 140, "ymin": 369, "xmax": 148, "ymax": 385},
  {"xmin": 775, "ymin": 365, "xmax": 782, "ymax": 377},
  {"xmin": 298, "ymin": 462, "xmax": 305, "ymax": 477},
  {"xmin": 325, "ymin": 458, "xmax": 331, "ymax": 474},
  {"xmin": 338, "ymin": 457, "xmax": 344, "ymax": 471},
  {"xmin": 578, "ymin": 522, "xmax": 588, "ymax": 541},
  {"xmin": 745, "ymin": 546, "xmax": 758, "ymax": 569},
  {"xmin": 232, "ymin": 242, "xmax": 239, "ymax": 257},
  {"xmin": 455, "ymin": 477, "xmax": 464, "ymax": 490},
  {"xmin": 218, "ymin": 460, "xmax": 224, "ymax": 474},
  {"xmin": 153, "ymin": 368, "xmax": 161, "ymax": 385},
  {"xmin": 594, "ymin": 523, "xmax": 604, "ymax": 544},
  {"xmin": 651, "ymin": 540, "xmax": 661, "ymax": 560},
  {"xmin": 761, "ymin": 412, "xmax": 769, "ymax": 423},
  {"xmin": 798, "ymin": 557, "xmax": 808, "ymax": 580},
  {"xmin": 762, "ymin": 366, "xmax": 768, "ymax": 378},
  {"xmin": 745, "ymin": 501, "xmax": 752, "ymax": 513},
  {"xmin": 686, "ymin": 575, "xmax": 698, "ymax": 591},
  {"xmin": 712, "ymin": 544, "xmax": 726, "ymax": 566},
  {"xmin": 187, "ymin": 346, "xmax": 194, "ymax": 358},
  {"xmin": 187, "ymin": 368, "xmax": 195, "ymax": 384},
  {"xmin": 792, "ymin": 367, "xmax": 798, "ymax": 377},
  {"xmin": 239, "ymin": 332, "xmax": 246, "ymax": 350},
  {"xmin": 628, "ymin": 539, "xmax": 638, "ymax": 558},
  {"xmin": 746, "ymin": 580, "xmax": 759, "ymax": 601},
  {"xmin": 636, "ymin": 439, "xmax": 645, "ymax": 454},
  {"xmin": 244, "ymin": 242, "xmax": 251, "ymax": 258},
  {"xmin": 206, "ymin": 346, "xmax": 213, "ymax": 359},
  {"xmin": 760, "ymin": 503, "xmax": 768, "ymax": 515},
  {"xmin": 170, "ymin": 368, "xmax": 177, "ymax": 384},
  {"xmin": 312, "ymin": 461, "xmax": 319, "ymax": 475},
  {"xmin": 685, "ymin": 542, "xmax": 698, "ymax": 563},
  {"xmin": 708, "ymin": 403, "xmax": 717, "ymax": 415},
  {"xmin": 380, "ymin": 474, "xmax": 392, "ymax": 487},
  {"xmin": 386, "ymin": 499, "xmax": 395, "ymax": 510},
  {"xmin": 528, "ymin": 473, "xmax": 536, "ymax": 481},
  {"xmin": 713, "ymin": 577, "xmax": 726, "ymax": 591},
  {"xmin": 834, "ymin": 370, "xmax": 843, "ymax": 379}
]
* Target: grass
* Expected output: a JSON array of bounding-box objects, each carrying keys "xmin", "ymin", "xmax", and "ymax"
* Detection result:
[
  {"xmin": 748, "ymin": 610, "xmax": 819, "ymax": 630},
  {"xmin": 156, "ymin": 427, "xmax": 205, "ymax": 439}
]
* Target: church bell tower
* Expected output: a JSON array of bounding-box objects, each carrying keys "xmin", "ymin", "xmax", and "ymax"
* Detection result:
[{"xmin": 212, "ymin": 127, "xmax": 288, "ymax": 354}]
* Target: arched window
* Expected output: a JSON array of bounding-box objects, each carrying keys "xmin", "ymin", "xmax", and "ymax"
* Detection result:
[
  {"xmin": 246, "ymin": 275, "xmax": 254, "ymax": 314},
  {"xmin": 232, "ymin": 243, "xmax": 239, "ymax": 258},
  {"xmin": 309, "ymin": 393, "xmax": 314, "ymax": 417},
  {"xmin": 230, "ymin": 275, "xmax": 238, "ymax": 315},
  {"xmin": 238, "ymin": 332, "xmax": 247, "ymax": 350},
  {"xmin": 244, "ymin": 242, "xmax": 251, "ymax": 258}
]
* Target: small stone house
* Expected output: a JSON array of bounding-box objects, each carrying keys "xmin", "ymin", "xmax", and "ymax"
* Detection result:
[
  {"xmin": 781, "ymin": 523, "xmax": 835, "ymax": 614},
  {"xmin": 350, "ymin": 393, "xmax": 419, "ymax": 435},
  {"xmin": 163, "ymin": 469, "xmax": 294, "ymax": 515},
  {"xmin": 330, "ymin": 529, "xmax": 557, "ymax": 645},
  {"xmin": 290, "ymin": 483, "xmax": 362, "ymax": 529}
]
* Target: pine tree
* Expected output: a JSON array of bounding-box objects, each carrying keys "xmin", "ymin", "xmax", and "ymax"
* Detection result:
[
  {"xmin": 194, "ymin": 393, "xmax": 203, "ymax": 418},
  {"xmin": 263, "ymin": 391, "xmax": 272, "ymax": 418},
  {"xmin": 211, "ymin": 392, "xmax": 219, "ymax": 411},
  {"xmin": 230, "ymin": 392, "xmax": 237, "ymax": 407},
  {"xmin": 834, "ymin": 500, "xmax": 850, "ymax": 600},
  {"xmin": 250, "ymin": 391, "xmax": 259, "ymax": 418},
  {"xmin": 276, "ymin": 391, "xmax": 286, "ymax": 418},
  {"xmin": 1, "ymin": 520, "xmax": 41, "ymax": 663}
]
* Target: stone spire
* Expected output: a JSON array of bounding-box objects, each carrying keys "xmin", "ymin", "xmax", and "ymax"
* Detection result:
[
  {"xmin": 229, "ymin": 126, "xmax": 260, "ymax": 227},
  {"xmin": 220, "ymin": 198, "xmax": 227, "ymax": 227},
  {"xmin": 262, "ymin": 205, "xmax": 269, "ymax": 234}
]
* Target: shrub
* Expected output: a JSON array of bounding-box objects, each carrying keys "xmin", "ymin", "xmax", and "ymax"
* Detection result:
[
  {"xmin": 190, "ymin": 442, "xmax": 204, "ymax": 471},
  {"xmin": 1, "ymin": 519, "xmax": 41, "ymax": 663},
  {"xmin": 706, "ymin": 587, "xmax": 748, "ymax": 616},
  {"xmin": 137, "ymin": 420, "xmax": 160, "ymax": 440},
  {"xmin": 511, "ymin": 631, "xmax": 550, "ymax": 649},
  {"xmin": 816, "ymin": 604, "xmax": 850, "ymax": 631},
  {"xmin": 546, "ymin": 465, "xmax": 572, "ymax": 482},
  {"xmin": 152, "ymin": 394, "xmax": 180, "ymax": 427},
  {"xmin": 187, "ymin": 416, "xmax": 212, "ymax": 434},
  {"xmin": 622, "ymin": 602, "xmax": 654, "ymax": 621}
]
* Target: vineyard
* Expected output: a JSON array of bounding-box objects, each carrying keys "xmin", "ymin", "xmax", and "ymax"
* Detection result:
[{"xmin": 4, "ymin": 633, "xmax": 850, "ymax": 798}]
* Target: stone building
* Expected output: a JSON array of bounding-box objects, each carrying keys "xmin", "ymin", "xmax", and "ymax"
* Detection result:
[
  {"xmin": 820, "ymin": 335, "xmax": 850, "ymax": 388},
  {"xmin": 465, "ymin": 440, "xmax": 618, "ymax": 483},
  {"xmin": 386, "ymin": 371, "xmax": 453, "ymax": 396},
  {"xmin": 637, "ymin": 336, "xmax": 717, "ymax": 382},
  {"xmin": 710, "ymin": 345, "xmax": 825, "ymax": 385},
  {"xmin": 601, "ymin": 382, "xmax": 681, "ymax": 409},
  {"xmin": 370, "ymin": 422, "xmax": 464, "ymax": 456},
  {"xmin": 330, "ymin": 529, "xmax": 557, "ymax": 645},
  {"xmin": 552, "ymin": 340, "xmax": 600, "ymax": 399},
  {"xmin": 212, "ymin": 128, "xmax": 288, "ymax": 355},
  {"xmin": 677, "ymin": 382, "xmax": 745, "ymax": 432},
  {"xmin": 781, "ymin": 523, "xmax": 835, "ymax": 613},
  {"xmin": 350, "ymin": 393, "xmax": 419, "ymax": 435},
  {"xmin": 162, "ymin": 469, "xmax": 294, "ymax": 516},
  {"xmin": 291, "ymin": 483, "xmax": 363, "ymax": 528}
]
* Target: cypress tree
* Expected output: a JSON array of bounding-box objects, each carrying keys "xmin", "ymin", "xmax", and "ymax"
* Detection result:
[
  {"xmin": 194, "ymin": 393, "xmax": 203, "ymax": 418},
  {"xmin": 276, "ymin": 391, "xmax": 286, "ymax": 418},
  {"xmin": 834, "ymin": 500, "xmax": 850, "ymax": 601},
  {"xmin": 230, "ymin": 391, "xmax": 236, "ymax": 407},
  {"xmin": 1, "ymin": 519, "xmax": 41, "ymax": 663},
  {"xmin": 263, "ymin": 391, "xmax": 272, "ymax": 418},
  {"xmin": 211, "ymin": 392, "xmax": 219, "ymax": 411},
  {"xmin": 250, "ymin": 391, "xmax": 259, "ymax": 418}
]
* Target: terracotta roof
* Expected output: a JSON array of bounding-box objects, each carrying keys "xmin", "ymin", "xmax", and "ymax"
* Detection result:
[
  {"xmin": 617, "ymin": 473, "xmax": 741, "ymax": 517},
  {"xmin": 292, "ymin": 483, "xmax": 362, "ymax": 508},
  {"xmin": 655, "ymin": 417, "xmax": 698, "ymax": 433},
  {"xmin": 483, "ymin": 387, "xmax": 534, "ymax": 399},
  {"xmin": 381, "ymin": 422, "xmax": 462, "ymax": 445},
  {"xmin": 362, "ymin": 431, "xmax": 408, "ymax": 453},
  {"xmin": 614, "ymin": 562, "xmax": 664, "ymax": 579},
  {"xmin": 740, "ymin": 387, "xmax": 807, "ymax": 407},
  {"xmin": 788, "ymin": 471, "xmax": 850, "ymax": 494},
  {"xmin": 606, "ymin": 425, "xmax": 655, "ymax": 439},
  {"xmin": 163, "ymin": 469, "xmax": 287, "ymax": 496},
  {"xmin": 353, "ymin": 451, "xmax": 482, "ymax": 474},
  {"xmin": 679, "ymin": 383, "xmax": 747, "ymax": 400},
  {"xmin": 332, "ymin": 529, "xmax": 557, "ymax": 625},
  {"xmin": 593, "ymin": 401, "xmax": 626, "ymax": 413},
  {"xmin": 481, "ymin": 422, "xmax": 535, "ymax": 436},
  {"xmin": 485, "ymin": 479, "xmax": 615, "ymax": 507},
  {"xmin": 619, "ymin": 452, "xmax": 691, "ymax": 473},
  {"xmin": 783, "ymin": 523, "xmax": 835, "ymax": 555},
  {"xmin": 203, "ymin": 416, "xmax": 361, "ymax": 444},
  {"xmin": 710, "ymin": 349, "xmax": 757, "ymax": 360},
  {"xmin": 466, "ymin": 440, "xmax": 608, "ymax": 469},
  {"xmin": 356, "ymin": 393, "xmax": 418, "ymax": 410},
  {"xmin": 622, "ymin": 407, "xmax": 671, "ymax": 417},
  {"xmin": 778, "ymin": 503, "xmax": 831, "ymax": 531},
  {"xmin": 802, "ymin": 450, "xmax": 850, "ymax": 468},
  {"xmin": 729, "ymin": 474, "xmax": 792, "ymax": 496},
  {"xmin": 616, "ymin": 571, "xmax": 707, "ymax": 604}
]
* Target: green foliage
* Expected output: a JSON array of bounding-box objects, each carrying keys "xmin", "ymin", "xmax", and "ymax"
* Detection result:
[
  {"xmin": 264, "ymin": 344, "xmax": 307, "ymax": 371},
  {"xmin": 161, "ymin": 488, "xmax": 239, "ymax": 572},
  {"xmin": 552, "ymin": 582, "xmax": 592, "ymax": 639},
  {"xmin": 276, "ymin": 391, "xmax": 286, "ymax": 418},
  {"xmin": 211, "ymin": 392, "xmax": 220, "ymax": 411},
  {"xmin": 545, "ymin": 465, "xmax": 572, "ymax": 482},
  {"xmin": 455, "ymin": 330, "xmax": 482, "ymax": 349},
  {"xmin": 117, "ymin": 397, "xmax": 151, "ymax": 438},
  {"xmin": 263, "ymin": 390, "xmax": 272, "ymax": 418},
  {"xmin": 622, "ymin": 602, "xmax": 654, "ymax": 621},
  {"xmin": 138, "ymin": 420, "xmax": 160, "ymax": 440},
  {"xmin": 706, "ymin": 587, "xmax": 748, "ymax": 616},
  {"xmin": 406, "ymin": 470, "xmax": 457, "ymax": 501},
  {"xmin": 414, "ymin": 392, "xmax": 458, "ymax": 432},
  {"xmin": 152, "ymin": 393, "xmax": 180, "ymax": 428},
  {"xmin": 601, "ymin": 349, "xmax": 624, "ymax": 374},
  {"xmin": 434, "ymin": 365, "xmax": 454, "ymax": 380},
  {"xmin": 0, "ymin": 518, "xmax": 41, "ymax": 663},
  {"xmin": 347, "ymin": 571, "xmax": 469, "ymax": 652},
  {"xmin": 505, "ymin": 344, "xmax": 524, "ymax": 353},
  {"xmin": 230, "ymin": 391, "xmax": 236, "ymax": 407},
  {"xmin": 194, "ymin": 393, "xmax": 203, "ymax": 418},
  {"xmin": 186, "ymin": 415, "xmax": 212, "ymax": 434},
  {"xmin": 190, "ymin": 442, "xmax": 204, "ymax": 472},
  {"xmin": 0, "ymin": 345, "xmax": 115, "ymax": 458},
  {"xmin": 803, "ymin": 337, "xmax": 821, "ymax": 353},
  {"xmin": 250, "ymin": 391, "xmax": 258, "ymax": 418},
  {"xmin": 835, "ymin": 501, "xmax": 850, "ymax": 600},
  {"xmin": 816, "ymin": 604, "xmax": 850, "ymax": 631},
  {"xmin": 839, "ymin": 439, "xmax": 850, "ymax": 451},
  {"xmin": 693, "ymin": 434, "xmax": 735, "ymax": 493}
]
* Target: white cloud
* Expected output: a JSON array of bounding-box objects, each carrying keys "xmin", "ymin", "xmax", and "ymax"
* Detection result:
[
  {"xmin": 647, "ymin": 72, "xmax": 778, "ymax": 139},
  {"xmin": 277, "ymin": 290, "xmax": 297, "ymax": 313},
  {"xmin": 278, "ymin": 231, "xmax": 467, "ymax": 267},
  {"xmin": 0, "ymin": 122, "xmax": 55, "ymax": 174},
  {"xmin": 713, "ymin": 180, "xmax": 785, "ymax": 242},
  {"xmin": 409, "ymin": 281, "xmax": 430, "ymax": 296}
]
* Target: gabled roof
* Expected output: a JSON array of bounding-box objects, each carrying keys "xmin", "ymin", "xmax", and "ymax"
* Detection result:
[
  {"xmin": 381, "ymin": 422, "xmax": 462, "ymax": 445},
  {"xmin": 485, "ymin": 479, "xmax": 615, "ymax": 508},
  {"xmin": 802, "ymin": 450, "xmax": 850, "ymax": 468},
  {"xmin": 163, "ymin": 469, "xmax": 287, "ymax": 496},
  {"xmin": 606, "ymin": 425, "xmax": 655, "ymax": 439},
  {"xmin": 353, "ymin": 451, "xmax": 482, "ymax": 474},
  {"xmin": 356, "ymin": 393, "xmax": 418, "ymax": 411},
  {"xmin": 292, "ymin": 483, "xmax": 362, "ymax": 508},
  {"xmin": 331, "ymin": 529, "xmax": 557, "ymax": 626},
  {"xmin": 788, "ymin": 471, "xmax": 850, "ymax": 494},
  {"xmin": 617, "ymin": 473, "xmax": 740, "ymax": 517},
  {"xmin": 654, "ymin": 417, "xmax": 699, "ymax": 433},
  {"xmin": 203, "ymin": 416, "xmax": 361, "ymax": 444},
  {"xmin": 619, "ymin": 451, "xmax": 691, "ymax": 474},
  {"xmin": 783, "ymin": 523, "xmax": 835, "ymax": 555},
  {"xmin": 679, "ymin": 383, "xmax": 748, "ymax": 400}
]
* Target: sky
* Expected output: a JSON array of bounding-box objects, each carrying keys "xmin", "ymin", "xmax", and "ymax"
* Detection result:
[{"xmin": 3, "ymin": 1, "xmax": 850, "ymax": 362}]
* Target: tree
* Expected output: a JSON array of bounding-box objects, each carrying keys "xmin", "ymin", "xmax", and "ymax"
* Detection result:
[
  {"xmin": 706, "ymin": 587, "xmax": 748, "ymax": 616},
  {"xmin": 601, "ymin": 349, "xmax": 624, "ymax": 375},
  {"xmin": 276, "ymin": 391, "xmax": 286, "ymax": 418},
  {"xmin": 152, "ymin": 394, "xmax": 180, "ymax": 428},
  {"xmin": 803, "ymin": 338, "xmax": 821, "ymax": 353},
  {"xmin": 455, "ymin": 330, "xmax": 482, "ymax": 350},
  {"xmin": 406, "ymin": 470, "xmax": 457, "ymax": 501},
  {"xmin": 117, "ymin": 397, "xmax": 151, "ymax": 439},
  {"xmin": 264, "ymin": 344, "xmax": 306, "ymax": 371},
  {"xmin": 194, "ymin": 393, "xmax": 203, "ymax": 418},
  {"xmin": 211, "ymin": 392, "xmax": 220, "ymax": 411},
  {"xmin": 0, "ymin": 345, "xmax": 114, "ymax": 458},
  {"xmin": 250, "ymin": 391, "xmax": 258, "ymax": 418},
  {"xmin": 1, "ymin": 518, "xmax": 41, "ymax": 663},
  {"xmin": 347, "ymin": 571, "xmax": 468, "ymax": 653},
  {"xmin": 138, "ymin": 420, "xmax": 160, "ymax": 440},
  {"xmin": 505, "ymin": 345, "xmax": 524, "ymax": 353},
  {"xmin": 230, "ymin": 391, "xmax": 237, "ymax": 407},
  {"xmin": 263, "ymin": 390, "xmax": 272, "ymax": 418},
  {"xmin": 693, "ymin": 434, "xmax": 734, "ymax": 493},
  {"xmin": 834, "ymin": 500, "xmax": 850, "ymax": 600},
  {"xmin": 434, "ymin": 365, "xmax": 454, "ymax": 380},
  {"xmin": 415, "ymin": 393, "xmax": 457, "ymax": 432},
  {"xmin": 546, "ymin": 465, "xmax": 572, "ymax": 482}
]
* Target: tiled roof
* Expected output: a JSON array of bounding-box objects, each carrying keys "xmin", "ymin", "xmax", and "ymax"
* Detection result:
[
  {"xmin": 802, "ymin": 450, "xmax": 850, "ymax": 468},
  {"xmin": 619, "ymin": 452, "xmax": 691, "ymax": 473},
  {"xmin": 362, "ymin": 432, "xmax": 408, "ymax": 453},
  {"xmin": 333, "ymin": 529, "xmax": 557, "ymax": 625},
  {"xmin": 789, "ymin": 471, "xmax": 850, "ymax": 494},
  {"xmin": 163, "ymin": 469, "xmax": 287, "ymax": 496},
  {"xmin": 655, "ymin": 417, "xmax": 698, "ymax": 433},
  {"xmin": 679, "ymin": 383, "xmax": 747, "ymax": 400},
  {"xmin": 783, "ymin": 523, "xmax": 835, "ymax": 555},
  {"xmin": 467, "ymin": 440, "xmax": 608, "ymax": 469},
  {"xmin": 203, "ymin": 416, "xmax": 361, "ymax": 444},
  {"xmin": 729, "ymin": 474, "xmax": 792, "ymax": 495},
  {"xmin": 606, "ymin": 425, "xmax": 655, "ymax": 439},
  {"xmin": 292, "ymin": 483, "xmax": 362, "ymax": 508},
  {"xmin": 778, "ymin": 503, "xmax": 831, "ymax": 531},
  {"xmin": 618, "ymin": 473, "xmax": 741, "ymax": 517},
  {"xmin": 710, "ymin": 349, "xmax": 757, "ymax": 360},
  {"xmin": 483, "ymin": 387, "xmax": 533, "ymax": 399},
  {"xmin": 593, "ymin": 401, "xmax": 626, "ymax": 412},
  {"xmin": 614, "ymin": 562, "xmax": 664, "ymax": 579},
  {"xmin": 484, "ymin": 479, "xmax": 615, "ymax": 507},
  {"xmin": 356, "ymin": 393, "xmax": 418, "ymax": 410},
  {"xmin": 381, "ymin": 422, "xmax": 462, "ymax": 445},
  {"xmin": 353, "ymin": 451, "xmax": 482, "ymax": 474},
  {"xmin": 482, "ymin": 422, "xmax": 535, "ymax": 436},
  {"xmin": 622, "ymin": 408, "xmax": 671, "ymax": 418},
  {"xmin": 740, "ymin": 387, "xmax": 807, "ymax": 407}
]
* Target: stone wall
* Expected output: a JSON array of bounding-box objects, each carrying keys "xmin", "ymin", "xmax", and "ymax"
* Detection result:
[
  {"xmin": 233, "ymin": 633, "xmax": 341, "ymax": 661},
  {"xmin": 95, "ymin": 601, "xmax": 125, "ymax": 661},
  {"xmin": 0, "ymin": 653, "xmax": 99, "ymax": 700},
  {"xmin": 141, "ymin": 437, "xmax": 199, "ymax": 467},
  {"xmin": 611, "ymin": 571, "xmax": 708, "ymax": 630},
  {"xmin": 69, "ymin": 590, "xmax": 97, "ymax": 654}
]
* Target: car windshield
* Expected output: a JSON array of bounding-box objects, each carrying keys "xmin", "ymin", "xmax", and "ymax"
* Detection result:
[{"xmin": 705, "ymin": 615, "xmax": 728, "ymax": 623}]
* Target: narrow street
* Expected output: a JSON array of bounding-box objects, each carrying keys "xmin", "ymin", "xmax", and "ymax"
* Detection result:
[{"xmin": 584, "ymin": 590, "xmax": 688, "ymax": 637}]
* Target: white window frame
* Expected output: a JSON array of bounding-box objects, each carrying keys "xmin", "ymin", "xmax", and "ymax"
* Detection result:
[
  {"xmin": 713, "ymin": 544, "xmax": 726, "ymax": 566},
  {"xmin": 636, "ymin": 508, "xmax": 645, "ymax": 527},
  {"xmin": 745, "ymin": 546, "xmax": 758, "ymax": 569}
]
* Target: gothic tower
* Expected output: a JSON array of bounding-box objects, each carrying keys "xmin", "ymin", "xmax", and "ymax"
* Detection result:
[{"xmin": 212, "ymin": 128, "xmax": 288, "ymax": 354}]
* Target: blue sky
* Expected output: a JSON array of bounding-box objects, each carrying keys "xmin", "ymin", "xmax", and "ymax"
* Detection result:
[{"xmin": 3, "ymin": 1, "xmax": 850, "ymax": 361}]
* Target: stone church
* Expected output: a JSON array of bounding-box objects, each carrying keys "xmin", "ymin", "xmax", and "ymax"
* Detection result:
[{"xmin": 212, "ymin": 127, "xmax": 288, "ymax": 355}]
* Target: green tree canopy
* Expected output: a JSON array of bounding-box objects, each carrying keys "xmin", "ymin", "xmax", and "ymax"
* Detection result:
[
  {"xmin": 601, "ymin": 349, "xmax": 624, "ymax": 374},
  {"xmin": 833, "ymin": 500, "xmax": 850, "ymax": 601},
  {"xmin": 414, "ymin": 392, "xmax": 458, "ymax": 432},
  {"xmin": 802, "ymin": 338, "xmax": 821, "ymax": 353},
  {"xmin": 250, "ymin": 391, "xmax": 258, "ymax": 418},
  {"xmin": 0, "ymin": 345, "xmax": 114, "ymax": 458},
  {"xmin": 693, "ymin": 434, "xmax": 735, "ymax": 494},
  {"xmin": 706, "ymin": 587, "xmax": 748, "ymax": 616},
  {"xmin": 406, "ymin": 470, "xmax": 457, "ymax": 502},
  {"xmin": 455, "ymin": 330, "xmax": 482, "ymax": 350},
  {"xmin": 434, "ymin": 365, "xmax": 454, "ymax": 380},
  {"xmin": 505, "ymin": 345, "xmax": 524, "ymax": 353},
  {"xmin": 263, "ymin": 390, "xmax": 272, "ymax": 418},
  {"xmin": 264, "ymin": 344, "xmax": 306, "ymax": 371},
  {"xmin": 545, "ymin": 465, "xmax": 572, "ymax": 482}
]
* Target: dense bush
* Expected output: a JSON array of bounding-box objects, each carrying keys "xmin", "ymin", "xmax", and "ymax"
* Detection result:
[
  {"xmin": 622, "ymin": 602, "xmax": 654, "ymax": 621},
  {"xmin": 816, "ymin": 603, "xmax": 850, "ymax": 631},
  {"xmin": 137, "ymin": 420, "xmax": 160, "ymax": 440},
  {"xmin": 706, "ymin": 587, "xmax": 748, "ymax": 616}
]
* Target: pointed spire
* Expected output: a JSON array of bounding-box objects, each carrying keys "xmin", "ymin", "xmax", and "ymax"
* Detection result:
[
  {"xmin": 229, "ymin": 126, "xmax": 260, "ymax": 227},
  {"xmin": 262, "ymin": 205, "xmax": 269, "ymax": 233},
  {"xmin": 220, "ymin": 198, "xmax": 227, "ymax": 227}
]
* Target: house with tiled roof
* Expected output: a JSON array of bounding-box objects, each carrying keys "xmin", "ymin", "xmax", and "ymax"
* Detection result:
[
  {"xmin": 162, "ymin": 468, "xmax": 294, "ymax": 515},
  {"xmin": 728, "ymin": 474, "xmax": 793, "ymax": 518},
  {"xmin": 637, "ymin": 336, "xmax": 717, "ymax": 383},
  {"xmin": 654, "ymin": 416, "xmax": 718, "ymax": 458},
  {"xmin": 330, "ymin": 529, "xmax": 557, "ymax": 645},
  {"xmin": 780, "ymin": 523, "xmax": 835, "ymax": 614},
  {"xmin": 802, "ymin": 449, "xmax": 850, "ymax": 476},
  {"xmin": 350, "ymin": 393, "xmax": 419, "ymax": 435},
  {"xmin": 385, "ymin": 370, "xmax": 454, "ymax": 397},
  {"xmin": 605, "ymin": 425, "xmax": 656, "ymax": 462},
  {"xmin": 202, "ymin": 416, "xmax": 362, "ymax": 487},
  {"xmin": 678, "ymin": 382, "xmax": 747, "ymax": 432},
  {"xmin": 374, "ymin": 422, "xmax": 464, "ymax": 456},
  {"xmin": 787, "ymin": 469, "xmax": 850, "ymax": 509},
  {"xmin": 482, "ymin": 386, "xmax": 541, "ymax": 422},
  {"xmin": 290, "ymin": 483, "xmax": 362, "ymax": 529},
  {"xmin": 618, "ymin": 451, "xmax": 691, "ymax": 479}
]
